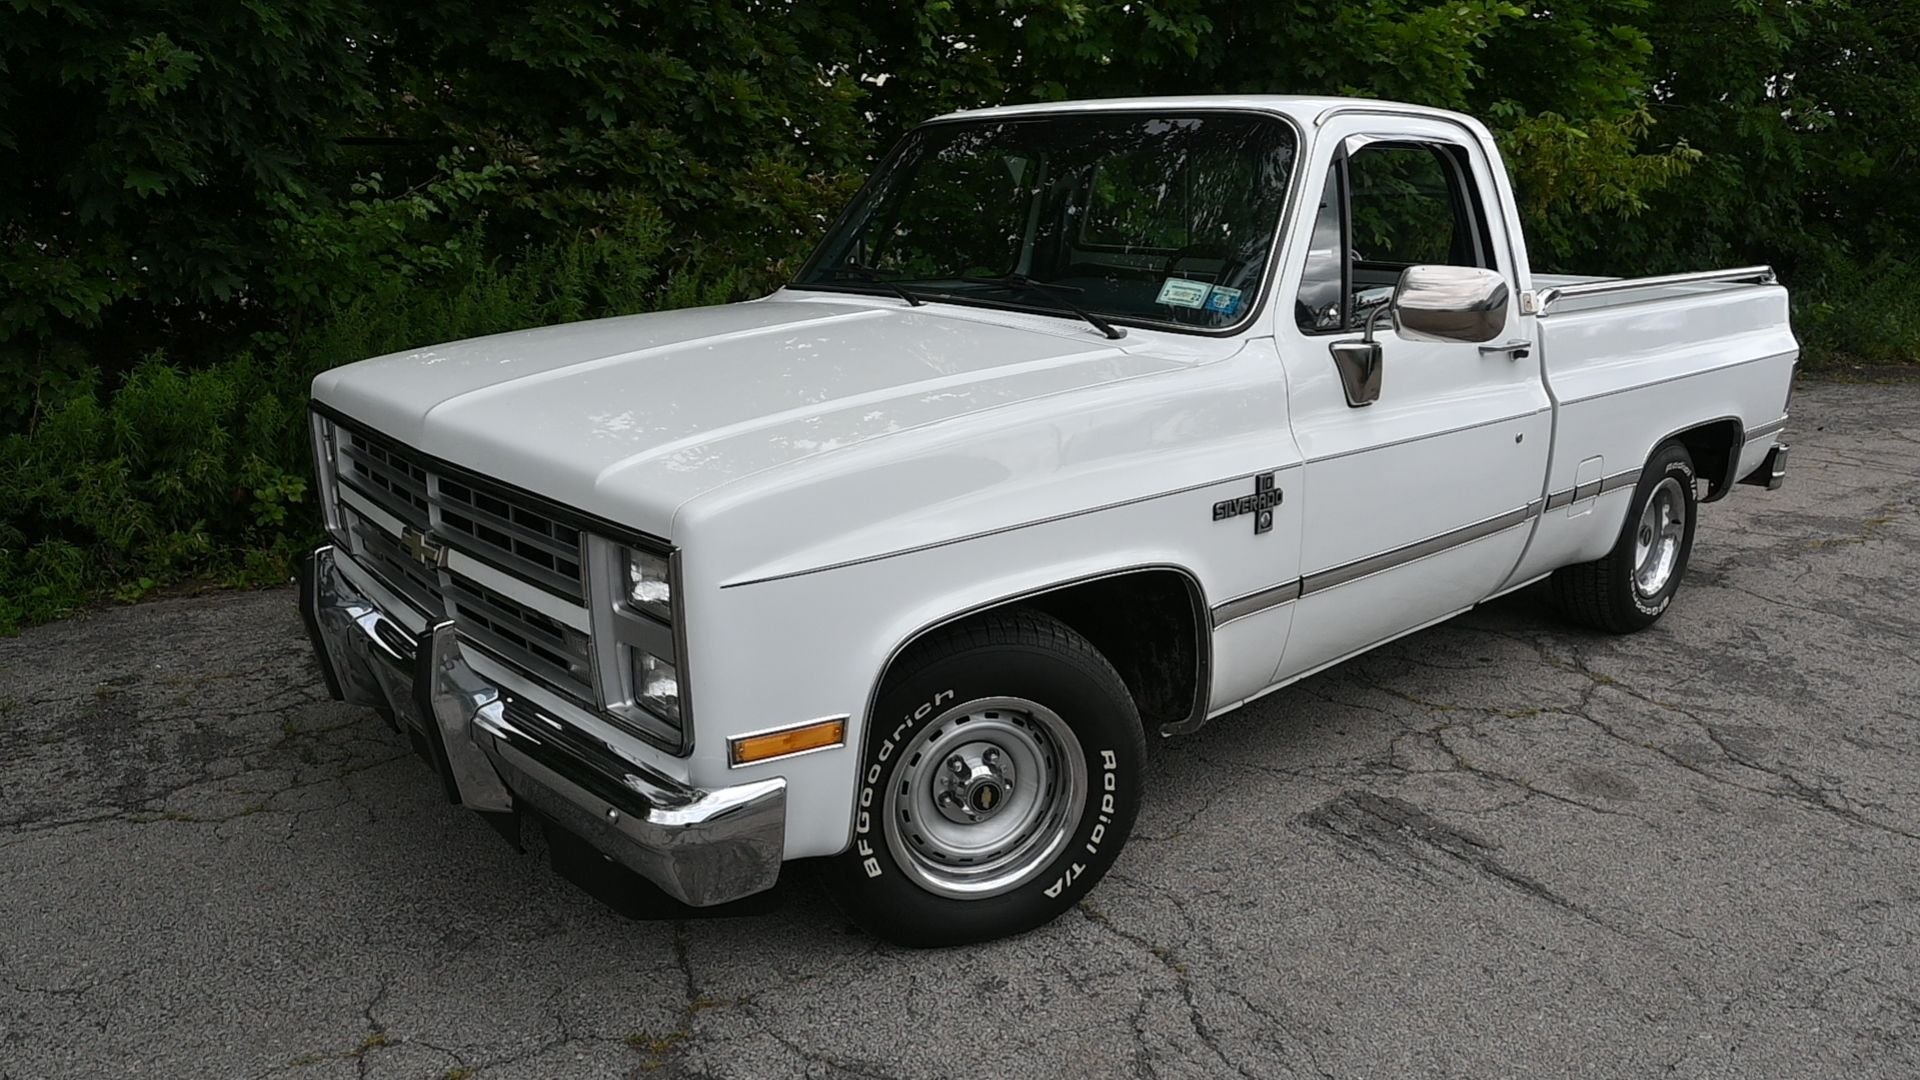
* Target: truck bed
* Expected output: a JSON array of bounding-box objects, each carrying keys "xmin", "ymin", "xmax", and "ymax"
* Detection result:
[{"xmin": 1499, "ymin": 268, "xmax": 1797, "ymax": 588}]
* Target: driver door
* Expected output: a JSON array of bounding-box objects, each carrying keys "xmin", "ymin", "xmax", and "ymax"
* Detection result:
[{"xmin": 1271, "ymin": 120, "xmax": 1550, "ymax": 682}]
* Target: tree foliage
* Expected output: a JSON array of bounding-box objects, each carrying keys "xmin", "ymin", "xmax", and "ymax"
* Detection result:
[{"xmin": 1, "ymin": 0, "xmax": 1914, "ymax": 626}]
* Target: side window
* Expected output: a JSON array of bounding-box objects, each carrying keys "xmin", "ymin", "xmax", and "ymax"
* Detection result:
[
  {"xmin": 1294, "ymin": 140, "xmax": 1497, "ymax": 334},
  {"xmin": 1347, "ymin": 145, "xmax": 1479, "ymax": 268}
]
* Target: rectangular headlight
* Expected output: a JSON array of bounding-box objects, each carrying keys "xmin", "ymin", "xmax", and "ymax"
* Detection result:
[
  {"xmin": 633, "ymin": 650, "xmax": 680, "ymax": 724},
  {"xmin": 625, "ymin": 548, "xmax": 672, "ymax": 621}
]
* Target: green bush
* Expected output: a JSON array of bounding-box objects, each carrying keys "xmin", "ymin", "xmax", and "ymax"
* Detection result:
[{"xmin": 0, "ymin": 213, "xmax": 792, "ymax": 632}]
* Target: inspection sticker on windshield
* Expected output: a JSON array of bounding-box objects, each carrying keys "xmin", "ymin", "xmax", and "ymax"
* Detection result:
[
  {"xmin": 1156, "ymin": 277, "xmax": 1210, "ymax": 309},
  {"xmin": 1205, "ymin": 285, "xmax": 1243, "ymax": 316}
]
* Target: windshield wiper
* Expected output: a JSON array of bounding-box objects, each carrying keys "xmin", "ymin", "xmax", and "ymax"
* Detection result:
[
  {"xmin": 958, "ymin": 274, "xmax": 1127, "ymax": 340},
  {"xmin": 816, "ymin": 266, "xmax": 927, "ymax": 307}
]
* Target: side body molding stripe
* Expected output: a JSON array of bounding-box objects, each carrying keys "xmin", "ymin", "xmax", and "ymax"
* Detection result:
[
  {"xmin": 1207, "ymin": 499, "xmax": 1545, "ymax": 625},
  {"xmin": 1211, "ymin": 580, "xmax": 1303, "ymax": 627},
  {"xmin": 1543, "ymin": 466, "xmax": 1642, "ymax": 511}
]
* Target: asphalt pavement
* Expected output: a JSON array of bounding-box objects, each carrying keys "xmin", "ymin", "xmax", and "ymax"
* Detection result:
[{"xmin": 2, "ymin": 381, "xmax": 1916, "ymax": 1079}]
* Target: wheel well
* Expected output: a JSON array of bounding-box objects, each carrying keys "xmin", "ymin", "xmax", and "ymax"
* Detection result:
[
  {"xmin": 1669, "ymin": 418, "xmax": 1743, "ymax": 502},
  {"xmin": 1021, "ymin": 569, "xmax": 1206, "ymax": 737},
  {"xmin": 881, "ymin": 569, "xmax": 1208, "ymax": 740}
]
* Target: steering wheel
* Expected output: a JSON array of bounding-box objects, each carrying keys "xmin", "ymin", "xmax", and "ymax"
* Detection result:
[{"xmin": 1164, "ymin": 241, "xmax": 1233, "ymax": 283}]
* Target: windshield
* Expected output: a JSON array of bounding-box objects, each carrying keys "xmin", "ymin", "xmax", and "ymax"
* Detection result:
[{"xmin": 793, "ymin": 112, "xmax": 1299, "ymax": 332}]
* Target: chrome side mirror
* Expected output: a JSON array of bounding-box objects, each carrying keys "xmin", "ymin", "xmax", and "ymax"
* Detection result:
[
  {"xmin": 1327, "ymin": 265, "xmax": 1512, "ymax": 408},
  {"xmin": 1391, "ymin": 264, "xmax": 1510, "ymax": 344}
]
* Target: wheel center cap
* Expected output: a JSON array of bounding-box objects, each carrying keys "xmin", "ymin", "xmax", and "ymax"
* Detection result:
[
  {"xmin": 969, "ymin": 781, "xmax": 1003, "ymax": 814},
  {"xmin": 934, "ymin": 742, "xmax": 1016, "ymax": 824}
]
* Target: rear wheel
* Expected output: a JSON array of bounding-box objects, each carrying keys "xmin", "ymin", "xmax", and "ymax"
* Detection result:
[
  {"xmin": 1550, "ymin": 441, "xmax": 1699, "ymax": 633},
  {"xmin": 831, "ymin": 609, "xmax": 1145, "ymax": 947}
]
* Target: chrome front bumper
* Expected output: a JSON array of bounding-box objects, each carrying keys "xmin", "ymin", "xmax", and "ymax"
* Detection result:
[{"xmin": 297, "ymin": 545, "xmax": 786, "ymax": 907}]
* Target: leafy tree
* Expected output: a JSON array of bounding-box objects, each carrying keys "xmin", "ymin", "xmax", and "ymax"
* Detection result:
[
  {"xmin": 1, "ymin": 0, "xmax": 377, "ymax": 405},
  {"xmin": 1, "ymin": 0, "xmax": 1916, "ymax": 627}
]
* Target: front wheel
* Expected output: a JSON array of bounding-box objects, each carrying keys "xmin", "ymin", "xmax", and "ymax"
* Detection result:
[
  {"xmin": 830, "ymin": 609, "xmax": 1146, "ymax": 947},
  {"xmin": 1550, "ymin": 440, "xmax": 1699, "ymax": 633}
]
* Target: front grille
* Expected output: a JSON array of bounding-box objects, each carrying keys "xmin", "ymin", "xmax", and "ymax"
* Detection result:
[
  {"xmin": 436, "ymin": 477, "xmax": 585, "ymax": 601},
  {"xmin": 337, "ymin": 425, "xmax": 584, "ymax": 601},
  {"xmin": 330, "ymin": 422, "xmax": 596, "ymax": 703},
  {"xmin": 347, "ymin": 506, "xmax": 444, "ymax": 617},
  {"xmin": 338, "ymin": 429, "xmax": 429, "ymax": 529},
  {"xmin": 444, "ymin": 573, "xmax": 593, "ymax": 703}
]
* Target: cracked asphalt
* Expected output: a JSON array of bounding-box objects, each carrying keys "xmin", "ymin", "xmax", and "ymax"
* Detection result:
[{"xmin": 4, "ymin": 381, "xmax": 1917, "ymax": 1079}]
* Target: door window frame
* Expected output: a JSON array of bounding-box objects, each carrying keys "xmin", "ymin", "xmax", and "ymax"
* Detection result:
[{"xmin": 1292, "ymin": 134, "xmax": 1505, "ymax": 337}]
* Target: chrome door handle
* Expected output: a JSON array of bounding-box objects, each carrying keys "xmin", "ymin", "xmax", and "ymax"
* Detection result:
[{"xmin": 1479, "ymin": 339, "xmax": 1533, "ymax": 359}]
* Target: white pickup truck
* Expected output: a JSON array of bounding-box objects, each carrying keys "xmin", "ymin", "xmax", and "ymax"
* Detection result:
[{"xmin": 299, "ymin": 95, "xmax": 1794, "ymax": 945}]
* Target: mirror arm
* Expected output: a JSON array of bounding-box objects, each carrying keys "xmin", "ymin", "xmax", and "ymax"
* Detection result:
[{"xmin": 1359, "ymin": 299, "xmax": 1394, "ymax": 343}]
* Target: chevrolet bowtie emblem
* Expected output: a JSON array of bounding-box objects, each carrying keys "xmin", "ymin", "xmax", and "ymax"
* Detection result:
[
  {"xmin": 1212, "ymin": 472, "xmax": 1282, "ymax": 535},
  {"xmin": 399, "ymin": 527, "xmax": 449, "ymax": 568}
]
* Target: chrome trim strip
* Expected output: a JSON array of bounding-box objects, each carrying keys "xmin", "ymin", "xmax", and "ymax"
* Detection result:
[
  {"xmin": 445, "ymin": 548, "xmax": 590, "ymax": 632},
  {"xmin": 723, "ymin": 468, "xmax": 1293, "ymax": 588},
  {"xmin": 1210, "ymin": 580, "xmax": 1302, "ymax": 627},
  {"xmin": 1744, "ymin": 416, "xmax": 1789, "ymax": 442},
  {"xmin": 1545, "ymin": 467, "xmax": 1637, "ymax": 511},
  {"xmin": 1556, "ymin": 351, "xmax": 1796, "ymax": 405},
  {"xmin": 1599, "ymin": 467, "xmax": 1641, "ymax": 495},
  {"xmin": 1302, "ymin": 501, "xmax": 1541, "ymax": 596},
  {"xmin": 1300, "ymin": 408, "xmax": 1550, "ymax": 465},
  {"xmin": 726, "ymin": 714, "xmax": 851, "ymax": 769},
  {"xmin": 1534, "ymin": 266, "xmax": 1776, "ymax": 314}
]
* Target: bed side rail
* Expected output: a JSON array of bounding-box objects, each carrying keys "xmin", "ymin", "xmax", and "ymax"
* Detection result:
[{"xmin": 1531, "ymin": 266, "xmax": 1778, "ymax": 317}]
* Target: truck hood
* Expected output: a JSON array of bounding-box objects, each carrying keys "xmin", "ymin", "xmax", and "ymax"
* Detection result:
[{"xmin": 311, "ymin": 295, "xmax": 1189, "ymax": 538}]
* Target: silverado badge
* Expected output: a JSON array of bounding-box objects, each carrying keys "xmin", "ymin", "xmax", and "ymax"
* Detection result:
[
  {"xmin": 399, "ymin": 526, "xmax": 449, "ymax": 568},
  {"xmin": 1213, "ymin": 472, "xmax": 1282, "ymax": 535}
]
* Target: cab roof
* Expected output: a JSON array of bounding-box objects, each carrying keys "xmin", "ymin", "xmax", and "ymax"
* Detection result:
[{"xmin": 929, "ymin": 94, "xmax": 1476, "ymax": 130}]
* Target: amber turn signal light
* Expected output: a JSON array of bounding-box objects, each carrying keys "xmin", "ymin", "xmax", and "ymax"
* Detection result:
[{"xmin": 728, "ymin": 717, "xmax": 847, "ymax": 766}]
